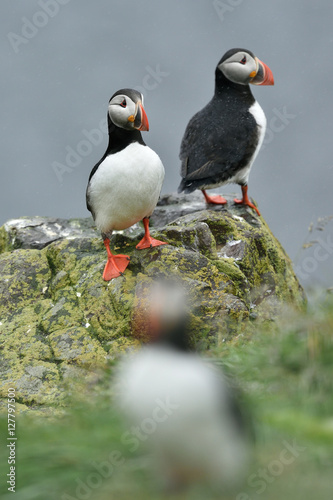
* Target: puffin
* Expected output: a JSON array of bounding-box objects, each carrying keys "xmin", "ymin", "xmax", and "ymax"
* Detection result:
[
  {"xmin": 86, "ymin": 88, "xmax": 166, "ymax": 281},
  {"xmin": 114, "ymin": 280, "xmax": 252, "ymax": 492},
  {"xmin": 178, "ymin": 48, "xmax": 274, "ymax": 216}
]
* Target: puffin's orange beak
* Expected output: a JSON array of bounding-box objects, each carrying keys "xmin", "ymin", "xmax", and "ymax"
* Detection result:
[
  {"xmin": 134, "ymin": 102, "xmax": 149, "ymax": 131},
  {"xmin": 251, "ymin": 58, "xmax": 274, "ymax": 86}
]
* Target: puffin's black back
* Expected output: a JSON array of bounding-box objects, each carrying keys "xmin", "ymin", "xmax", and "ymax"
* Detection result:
[{"xmin": 179, "ymin": 66, "xmax": 259, "ymax": 192}]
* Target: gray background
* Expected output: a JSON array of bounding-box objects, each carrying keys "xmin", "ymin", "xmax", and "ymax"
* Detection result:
[{"xmin": 1, "ymin": 0, "xmax": 332, "ymax": 290}]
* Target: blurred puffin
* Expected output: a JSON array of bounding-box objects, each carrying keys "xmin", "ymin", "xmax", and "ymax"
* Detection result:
[
  {"xmin": 178, "ymin": 48, "xmax": 274, "ymax": 216},
  {"xmin": 114, "ymin": 281, "xmax": 252, "ymax": 493},
  {"xmin": 86, "ymin": 89, "xmax": 166, "ymax": 281}
]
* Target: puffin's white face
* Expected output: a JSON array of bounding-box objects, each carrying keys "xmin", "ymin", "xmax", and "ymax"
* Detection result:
[
  {"xmin": 108, "ymin": 93, "xmax": 149, "ymax": 131},
  {"xmin": 218, "ymin": 50, "xmax": 274, "ymax": 86},
  {"xmin": 218, "ymin": 51, "xmax": 257, "ymax": 85}
]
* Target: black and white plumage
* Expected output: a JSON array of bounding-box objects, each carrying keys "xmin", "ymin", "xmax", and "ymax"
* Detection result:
[
  {"xmin": 114, "ymin": 282, "xmax": 252, "ymax": 492},
  {"xmin": 86, "ymin": 89, "xmax": 166, "ymax": 281},
  {"xmin": 178, "ymin": 48, "xmax": 274, "ymax": 215}
]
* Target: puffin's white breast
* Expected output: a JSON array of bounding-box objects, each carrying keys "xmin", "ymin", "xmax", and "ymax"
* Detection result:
[
  {"xmin": 114, "ymin": 346, "xmax": 249, "ymax": 488},
  {"xmin": 87, "ymin": 142, "xmax": 165, "ymax": 233},
  {"xmin": 249, "ymin": 100, "xmax": 267, "ymax": 154},
  {"xmin": 232, "ymin": 100, "xmax": 267, "ymax": 186}
]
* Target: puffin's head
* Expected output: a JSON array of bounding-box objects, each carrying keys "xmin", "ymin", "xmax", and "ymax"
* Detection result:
[
  {"xmin": 108, "ymin": 88, "xmax": 149, "ymax": 131},
  {"xmin": 217, "ymin": 48, "xmax": 274, "ymax": 86}
]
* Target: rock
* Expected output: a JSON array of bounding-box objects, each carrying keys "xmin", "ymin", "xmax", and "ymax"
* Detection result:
[
  {"xmin": 0, "ymin": 216, "xmax": 97, "ymax": 251},
  {"xmin": 0, "ymin": 192, "xmax": 305, "ymax": 410}
]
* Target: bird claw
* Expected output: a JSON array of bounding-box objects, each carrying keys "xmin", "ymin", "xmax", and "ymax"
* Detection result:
[
  {"xmin": 202, "ymin": 190, "xmax": 227, "ymax": 205},
  {"xmin": 136, "ymin": 237, "xmax": 167, "ymax": 250},
  {"xmin": 234, "ymin": 198, "xmax": 260, "ymax": 216},
  {"xmin": 102, "ymin": 254, "xmax": 131, "ymax": 281}
]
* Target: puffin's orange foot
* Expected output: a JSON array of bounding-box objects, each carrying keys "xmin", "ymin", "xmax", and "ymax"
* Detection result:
[
  {"xmin": 234, "ymin": 197, "xmax": 261, "ymax": 216},
  {"xmin": 136, "ymin": 236, "xmax": 167, "ymax": 250},
  {"xmin": 136, "ymin": 217, "xmax": 167, "ymax": 249},
  {"xmin": 102, "ymin": 254, "xmax": 130, "ymax": 281},
  {"xmin": 202, "ymin": 190, "xmax": 227, "ymax": 205}
]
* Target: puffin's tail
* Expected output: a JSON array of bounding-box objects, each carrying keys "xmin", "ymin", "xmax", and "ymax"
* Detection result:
[{"xmin": 177, "ymin": 178, "xmax": 195, "ymax": 194}]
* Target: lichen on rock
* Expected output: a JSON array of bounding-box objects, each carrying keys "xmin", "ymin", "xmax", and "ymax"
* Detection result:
[{"xmin": 0, "ymin": 192, "xmax": 305, "ymax": 410}]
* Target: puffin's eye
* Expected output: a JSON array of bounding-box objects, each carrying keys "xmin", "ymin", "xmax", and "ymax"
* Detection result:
[
  {"xmin": 240, "ymin": 56, "xmax": 247, "ymax": 65},
  {"xmin": 120, "ymin": 99, "xmax": 127, "ymax": 108}
]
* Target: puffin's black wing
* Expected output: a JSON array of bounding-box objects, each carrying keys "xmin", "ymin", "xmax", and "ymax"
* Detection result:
[
  {"xmin": 178, "ymin": 100, "xmax": 259, "ymax": 193},
  {"xmin": 86, "ymin": 153, "xmax": 108, "ymax": 217}
]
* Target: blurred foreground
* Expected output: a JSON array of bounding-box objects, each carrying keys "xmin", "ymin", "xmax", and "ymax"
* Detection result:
[{"xmin": 0, "ymin": 290, "xmax": 332, "ymax": 500}]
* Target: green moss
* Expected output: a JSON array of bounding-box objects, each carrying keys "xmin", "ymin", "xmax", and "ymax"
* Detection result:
[
  {"xmin": 0, "ymin": 225, "xmax": 10, "ymax": 254},
  {"xmin": 0, "ymin": 305, "xmax": 53, "ymax": 362},
  {"xmin": 0, "ymin": 249, "xmax": 51, "ymax": 317},
  {"xmin": 0, "ymin": 208, "xmax": 305, "ymax": 411},
  {"xmin": 39, "ymin": 290, "xmax": 85, "ymax": 334},
  {"xmin": 44, "ymin": 240, "xmax": 78, "ymax": 277},
  {"xmin": 49, "ymin": 327, "xmax": 107, "ymax": 367},
  {"xmin": 214, "ymin": 258, "xmax": 248, "ymax": 287},
  {"xmin": 0, "ymin": 354, "xmax": 63, "ymax": 406},
  {"xmin": 205, "ymin": 218, "xmax": 239, "ymax": 244},
  {"xmin": 106, "ymin": 337, "xmax": 140, "ymax": 358}
]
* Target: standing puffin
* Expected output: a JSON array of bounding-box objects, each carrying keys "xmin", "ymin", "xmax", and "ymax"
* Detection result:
[
  {"xmin": 178, "ymin": 48, "xmax": 274, "ymax": 215},
  {"xmin": 86, "ymin": 89, "xmax": 166, "ymax": 281},
  {"xmin": 114, "ymin": 281, "xmax": 252, "ymax": 492}
]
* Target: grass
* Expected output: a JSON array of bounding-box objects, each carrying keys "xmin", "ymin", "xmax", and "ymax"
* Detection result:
[{"xmin": 0, "ymin": 292, "xmax": 333, "ymax": 500}]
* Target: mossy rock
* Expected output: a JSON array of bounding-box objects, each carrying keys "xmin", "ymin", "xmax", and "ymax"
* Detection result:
[{"xmin": 0, "ymin": 192, "xmax": 305, "ymax": 410}]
